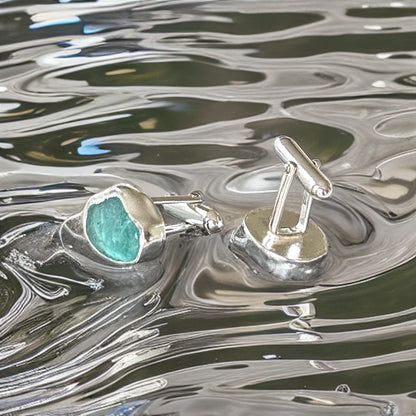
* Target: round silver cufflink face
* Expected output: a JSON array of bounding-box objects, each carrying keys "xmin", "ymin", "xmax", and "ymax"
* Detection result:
[
  {"xmin": 231, "ymin": 208, "xmax": 328, "ymax": 280},
  {"xmin": 60, "ymin": 183, "xmax": 223, "ymax": 267},
  {"xmin": 83, "ymin": 184, "xmax": 165, "ymax": 265},
  {"xmin": 230, "ymin": 136, "xmax": 332, "ymax": 280}
]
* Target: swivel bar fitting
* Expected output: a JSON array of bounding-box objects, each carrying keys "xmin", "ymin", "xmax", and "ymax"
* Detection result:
[{"xmin": 269, "ymin": 136, "xmax": 332, "ymax": 236}]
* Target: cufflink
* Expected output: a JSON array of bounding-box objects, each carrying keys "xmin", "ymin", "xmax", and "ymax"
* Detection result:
[
  {"xmin": 61, "ymin": 183, "xmax": 223, "ymax": 266},
  {"xmin": 230, "ymin": 136, "xmax": 332, "ymax": 280}
]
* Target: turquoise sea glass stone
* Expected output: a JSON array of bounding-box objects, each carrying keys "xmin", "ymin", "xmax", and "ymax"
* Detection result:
[{"xmin": 85, "ymin": 196, "xmax": 140, "ymax": 262}]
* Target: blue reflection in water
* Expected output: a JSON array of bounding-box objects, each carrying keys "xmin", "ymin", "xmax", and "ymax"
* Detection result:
[
  {"xmin": 84, "ymin": 25, "xmax": 109, "ymax": 34},
  {"xmin": 30, "ymin": 17, "xmax": 81, "ymax": 30},
  {"xmin": 77, "ymin": 138, "xmax": 111, "ymax": 156},
  {"xmin": 109, "ymin": 400, "xmax": 148, "ymax": 416}
]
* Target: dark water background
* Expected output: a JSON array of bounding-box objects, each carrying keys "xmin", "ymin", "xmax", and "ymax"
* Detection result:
[{"xmin": 0, "ymin": 0, "xmax": 416, "ymax": 415}]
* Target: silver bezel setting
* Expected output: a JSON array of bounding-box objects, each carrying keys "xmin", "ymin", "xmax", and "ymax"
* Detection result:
[{"xmin": 82, "ymin": 184, "xmax": 165, "ymax": 265}]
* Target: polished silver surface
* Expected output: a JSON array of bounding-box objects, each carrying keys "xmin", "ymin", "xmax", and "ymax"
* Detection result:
[
  {"xmin": 269, "ymin": 162, "xmax": 296, "ymax": 234},
  {"xmin": 230, "ymin": 136, "xmax": 333, "ymax": 279},
  {"xmin": 274, "ymin": 136, "xmax": 332, "ymax": 199},
  {"xmin": 151, "ymin": 191, "xmax": 203, "ymax": 205},
  {"xmin": 232, "ymin": 208, "xmax": 328, "ymax": 280},
  {"xmin": 81, "ymin": 184, "xmax": 223, "ymax": 265},
  {"xmin": 0, "ymin": 2, "xmax": 415, "ymax": 413},
  {"xmin": 163, "ymin": 201, "xmax": 224, "ymax": 235}
]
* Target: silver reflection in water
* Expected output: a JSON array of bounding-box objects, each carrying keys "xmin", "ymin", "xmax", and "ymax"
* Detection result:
[{"xmin": 0, "ymin": 1, "xmax": 415, "ymax": 415}]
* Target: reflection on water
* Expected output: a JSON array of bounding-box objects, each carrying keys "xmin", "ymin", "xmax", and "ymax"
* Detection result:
[{"xmin": 0, "ymin": 0, "xmax": 415, "ymax": 415}]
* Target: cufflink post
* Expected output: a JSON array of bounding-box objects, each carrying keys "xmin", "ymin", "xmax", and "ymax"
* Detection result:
[{"xmin": 230, "ymin": 136, "xmax": 333, "ymax": 280}]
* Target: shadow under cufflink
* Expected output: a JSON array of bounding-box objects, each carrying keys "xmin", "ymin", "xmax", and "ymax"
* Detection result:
[{"xmin": 229, "ymin": 135, "xmax": 333, "ymax": 281}]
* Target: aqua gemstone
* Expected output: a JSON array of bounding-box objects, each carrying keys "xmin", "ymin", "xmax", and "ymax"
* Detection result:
[{"xmin": 85, "ymin": 196, "xmax": 140, "ymax": 262}]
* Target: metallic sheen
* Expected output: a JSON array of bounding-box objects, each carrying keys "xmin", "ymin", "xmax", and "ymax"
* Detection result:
[
  {"xmin": 81, "ymin": 183, "xmax": 223, "ymax": 265},
  {"xmin": 230, "ymin": 136, "xmax": 333, "ymax": 280}
]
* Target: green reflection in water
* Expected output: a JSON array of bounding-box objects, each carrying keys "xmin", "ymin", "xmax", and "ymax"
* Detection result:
[
  {"xmin": 0, "ymin": 98, "xmax": 269, "ymax": 166},
  {"xmin": 145, "ymin": 12, "xmax": 324, "ymax": 35},
  {"xmin": 60, "ymin": 59, "xmax": 265, "ymax": 87},
  {"xmin": 246, "ymin": 117, "xmax": 354, "ymax": 163}
]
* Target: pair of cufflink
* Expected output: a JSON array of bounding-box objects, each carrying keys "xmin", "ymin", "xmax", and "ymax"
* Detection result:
[{"xmin": 67, "ymin": 136, "xmax": 332, "ymax": 279}]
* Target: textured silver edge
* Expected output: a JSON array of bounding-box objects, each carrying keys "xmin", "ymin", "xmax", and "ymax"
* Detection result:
[{"xmin": 229, "ymin": 208, "xmax": 328, "ymax": 280}]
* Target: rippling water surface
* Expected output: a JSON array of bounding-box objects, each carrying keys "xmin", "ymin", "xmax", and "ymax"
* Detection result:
[{"xmin": 0, "ymin": 1, "xmax": 416, "ymax": 415}]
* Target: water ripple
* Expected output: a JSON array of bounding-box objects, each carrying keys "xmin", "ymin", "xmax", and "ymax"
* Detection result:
[{"xmin": 0, "ymin": 1, "xmax": 415, "ymax": 415}]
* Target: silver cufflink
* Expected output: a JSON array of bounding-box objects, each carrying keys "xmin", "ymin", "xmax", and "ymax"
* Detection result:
[
  {"xmin": 60, "ymin": 184, "xmax": 223, "ymax": 266},
  {"xmin": 230, "ymin": 136, "xmax": 332, "ymax": 280}
]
